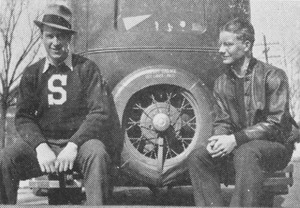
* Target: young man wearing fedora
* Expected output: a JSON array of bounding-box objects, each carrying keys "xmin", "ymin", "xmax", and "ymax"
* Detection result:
[{"xmin": 0, "ymin": 4, "xmax": 114, "ymax": 205}]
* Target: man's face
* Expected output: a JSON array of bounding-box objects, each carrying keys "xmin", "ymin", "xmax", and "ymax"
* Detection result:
[
  {"xmin": 41, "ymin": 25, "xmax": 72, "ymax": 64},
  {"xmin": 218, "ymin": 31, "xmax": 249, "ymax": 65}
]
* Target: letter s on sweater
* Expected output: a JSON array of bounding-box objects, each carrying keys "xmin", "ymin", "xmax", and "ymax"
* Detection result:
[{"xmin": 48, "ymin": 74, "xmax": 67, "ymax": 105}]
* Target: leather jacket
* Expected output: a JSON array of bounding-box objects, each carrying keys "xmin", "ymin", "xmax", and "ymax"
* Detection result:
[{"xmin": 212, "ymin": 58, "xmax": 292, "ymax": 146}]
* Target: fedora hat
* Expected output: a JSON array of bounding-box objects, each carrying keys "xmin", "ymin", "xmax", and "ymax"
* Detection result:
[{"xmin": 34, "ymin": 4, "xmax": 76, "ymax": 33}]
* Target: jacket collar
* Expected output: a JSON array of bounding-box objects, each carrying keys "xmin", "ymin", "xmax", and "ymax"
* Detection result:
[
  {"xmin": 43, "ymin": 52, "xmax": 73, "ymax": 73},
  {"xmin": 226, "ymin": 58, "xmax": 257, "ymax": 78}
]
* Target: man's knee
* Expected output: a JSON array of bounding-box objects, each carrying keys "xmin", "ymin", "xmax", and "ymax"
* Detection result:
[
  {"xmin": 233, "ymin": 143, "xmax": 262, "ymax": 167},
  {"xmin": 188, "ymin": 146, "xmax": 210, "ymax": 167},
  {"xmin": 0, "ymin": 146, "xmax": 19, "ymax": 168},
  {"xmin": 79, "ymin": 139, "xmax": 109, "ymax": 161}
]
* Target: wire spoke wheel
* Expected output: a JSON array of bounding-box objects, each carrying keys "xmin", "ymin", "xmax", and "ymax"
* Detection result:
[
  {"xmin": 123, "ymin": 85, "xmax": 198, "ymax": 166},
  {"xmin": 113, "ymin": 67, "xmax": 214, "ymax": 186}
]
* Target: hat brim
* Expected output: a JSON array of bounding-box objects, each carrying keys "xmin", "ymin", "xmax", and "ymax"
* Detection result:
[{"xmin": 34, "ymin": 20, "xmax": 77, "ymax": 34}]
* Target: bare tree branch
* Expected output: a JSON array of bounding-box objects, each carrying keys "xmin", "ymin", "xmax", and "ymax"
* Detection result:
[
  {"xmin": 9, "ymin": 29, "xmax": 40, "ymax": 87},
  {"xmin": 1, "ymin": 0, "xmax": 41, "ymax": 91},
  {"xmin": 0, "ymin": 0, "xmax": 41, "ymax": 147},
  {"xmin": 5, "ymin": 1, "xmax": 24, "ymax": 86}
]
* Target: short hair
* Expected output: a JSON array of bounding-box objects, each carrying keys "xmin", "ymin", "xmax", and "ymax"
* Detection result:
[{"xmin": 220, "ymin": 18, "xmax": 255, "ymax": 46}]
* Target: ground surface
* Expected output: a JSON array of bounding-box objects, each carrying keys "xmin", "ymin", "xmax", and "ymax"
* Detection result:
[{"xmin": 16, "ymin": 161, "xmax": 300, "ymax": 207}]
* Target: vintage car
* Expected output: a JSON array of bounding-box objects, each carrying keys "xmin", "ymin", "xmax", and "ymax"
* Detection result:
[
  {"xmin": 69, "ymin": 0, "xmax": 251, "ymax": 187},
  {"xmin": 26, "ymin": 0, "xmax": 294, "ymax": 206}
]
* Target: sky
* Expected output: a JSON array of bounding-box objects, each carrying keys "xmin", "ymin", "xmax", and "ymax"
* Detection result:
[{"xmin": 251, "ymin": 0, "xmax": 300, "ymax": 67}]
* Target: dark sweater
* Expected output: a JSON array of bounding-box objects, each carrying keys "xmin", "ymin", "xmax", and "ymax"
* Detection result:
[{"xmin": 15, "ymin": 54, "xmax": 112, "ymax": 149}]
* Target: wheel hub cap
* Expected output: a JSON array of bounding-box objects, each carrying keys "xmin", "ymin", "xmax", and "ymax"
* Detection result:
[{"xmin": 152, "ymin": 113, "xmax": 171, "ymax": 131}]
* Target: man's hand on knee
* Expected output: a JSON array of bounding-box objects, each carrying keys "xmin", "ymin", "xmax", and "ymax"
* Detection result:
[
  {"xmin": 36, "ymin": 143, "xmax": 57, "ymax": 173},
  {"xmin": 207, "ymin": 135, "xmax": 237, "ymax": 158},
  {"xmin": 55, "ymin": 142, "xmax": 78, "ymax": 172}
]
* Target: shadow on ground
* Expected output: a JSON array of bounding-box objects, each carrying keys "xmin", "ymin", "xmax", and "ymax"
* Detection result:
[
  {"xmin": 109, "ymin": 185, "xmax": 288, "ymax": 207},
  {"xmin": 109, "ymin": 186, "xmax": 195, "ymax": 206}
]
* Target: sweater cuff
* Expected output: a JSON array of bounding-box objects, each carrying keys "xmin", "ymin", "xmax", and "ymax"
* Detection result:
[
  {"xmin": 69, "ymin": 136, "xmax": 87, "ymax": 147},
  {"xmin": 234, "ymin": 130, "xmax": 250, "ymax": 146}
]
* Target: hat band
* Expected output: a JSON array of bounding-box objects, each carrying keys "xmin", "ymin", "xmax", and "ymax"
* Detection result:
[{"xmin": 42, "ymin": 14, "xmax": 71, "ymax": 29}]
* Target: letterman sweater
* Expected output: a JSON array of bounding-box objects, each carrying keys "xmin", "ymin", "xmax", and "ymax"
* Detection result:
[{"xmin": 15, "ymin": 54, "xmax": 112, "ymax": 149}]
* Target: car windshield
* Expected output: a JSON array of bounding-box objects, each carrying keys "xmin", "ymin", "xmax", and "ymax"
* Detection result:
[{"xmin": 118, "ymin": 0, "xmax": 207, "ymax": 34}]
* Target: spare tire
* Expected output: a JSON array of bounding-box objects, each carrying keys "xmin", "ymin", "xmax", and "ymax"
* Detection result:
[{"xmin": 113, "ymin": 65, "xmax": 214, "ymax": 186}]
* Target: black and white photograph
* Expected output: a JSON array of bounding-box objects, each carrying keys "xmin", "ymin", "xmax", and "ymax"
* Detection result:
[{"xmin": 0, "ymin": 0, "xmax": 300, "ymax": 207}]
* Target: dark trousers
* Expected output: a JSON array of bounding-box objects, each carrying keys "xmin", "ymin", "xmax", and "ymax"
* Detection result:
[
  {"xmin": 0, "ymin": 139, "xmax": 112, "ymax": 205},
  {"xmin": 188, "ymin": 140, "xmax": 292, "ymax": 207}
]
